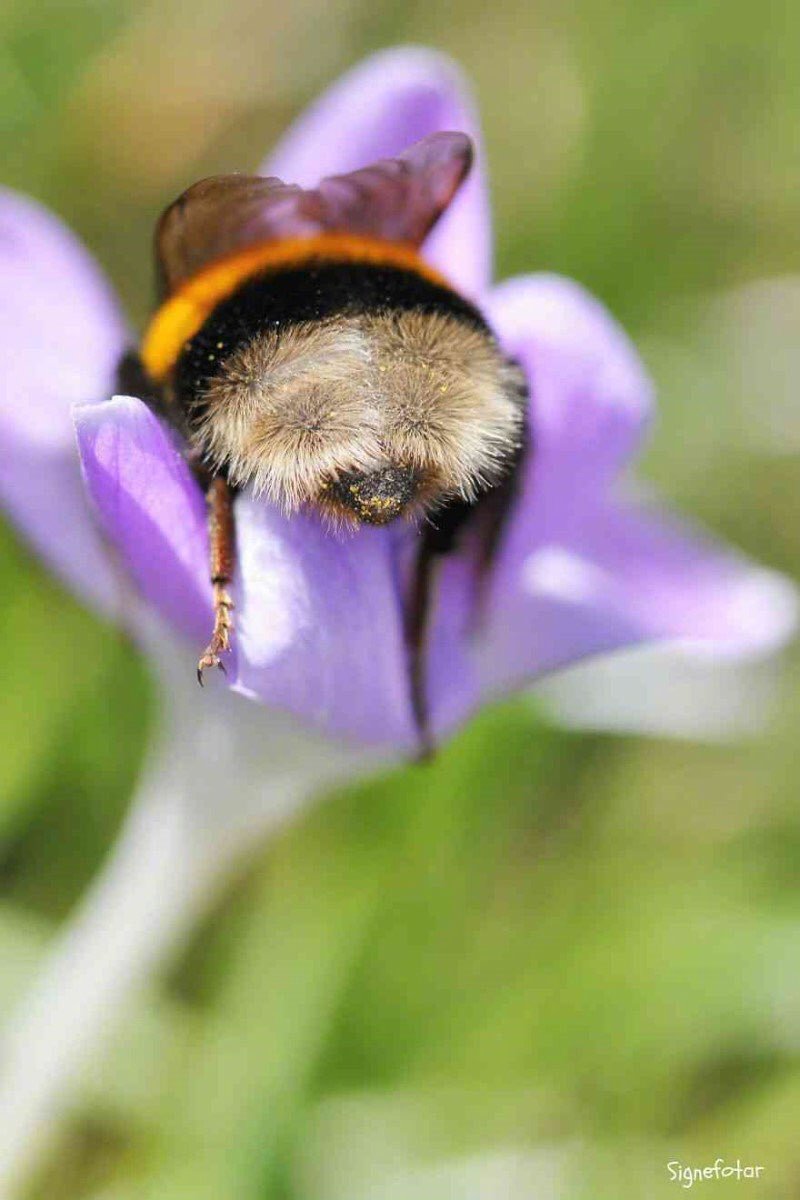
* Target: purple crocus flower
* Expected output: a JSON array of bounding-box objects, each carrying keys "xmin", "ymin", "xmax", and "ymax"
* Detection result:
[{"xmin": 0, "ymin": 47, "xmax": 795, "ymax": 756}]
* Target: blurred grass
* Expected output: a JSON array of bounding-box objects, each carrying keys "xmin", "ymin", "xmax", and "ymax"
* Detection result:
[{"xmin": 1, "ymin": 0, "xmax": 800, "ymax": 1196}]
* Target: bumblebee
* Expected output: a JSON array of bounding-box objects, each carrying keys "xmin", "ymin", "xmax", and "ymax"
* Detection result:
[{"xmin": 119, "ymin": 132, "xmax": 528, "ymax": 746}]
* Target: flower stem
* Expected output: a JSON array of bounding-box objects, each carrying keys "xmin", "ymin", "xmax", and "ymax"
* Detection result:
[
  {"xmin": 0, "ymin": 779, "xmax": 201, "ymax": 1194},
  {"xmin": 0, "ymin": 635, "xmax": 367, "ymax": 1196}
]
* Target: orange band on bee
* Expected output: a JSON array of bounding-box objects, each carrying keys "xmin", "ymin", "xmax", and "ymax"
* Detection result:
[{"xmin": 140, "ymin": 233, "xmax": 452, "ymax": 383}]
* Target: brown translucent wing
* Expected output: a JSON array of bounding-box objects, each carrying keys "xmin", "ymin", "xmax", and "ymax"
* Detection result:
[
  {"xmin": 155, "ymin": 132, "xmax": 474, "ymax": 297},
  {"xmin": 154, "ymin": 175, "xmax": 307, "ymax": 298},
  {"xmin": 312, "ymin": 131, "xmax": 473, "ymax": 246}
]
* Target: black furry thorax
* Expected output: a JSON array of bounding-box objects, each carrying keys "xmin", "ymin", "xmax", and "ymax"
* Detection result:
[{"xmin": 173, "ymin": 259, "xmax": 491, "ymax": 417}]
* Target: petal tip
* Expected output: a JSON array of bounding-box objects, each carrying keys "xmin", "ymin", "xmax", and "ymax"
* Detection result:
[{"xmin": 698, "ymin": 565, "xmax": 799, "ymax": 661}]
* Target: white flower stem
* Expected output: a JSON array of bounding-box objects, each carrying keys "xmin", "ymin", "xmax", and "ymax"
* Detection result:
[
  {"xmin": 0, "ymin": 635, "xmax": 369, "ymax": 1198},
  {"xmin": 0, "ymin": 781, "xmax": 202, "ymax": 1196}
]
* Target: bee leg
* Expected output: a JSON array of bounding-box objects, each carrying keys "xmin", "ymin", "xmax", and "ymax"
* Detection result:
[
  {"xmin": 406, "ymin": 411, "xmax": 529, "ymax": 752},
  {"xmin": 406, "ymin": 542, "xmax": 437, "ymax": 761},
  {"xmin": 197, "ymin": 476, "xmax": 236, "ymax": 685},
  {"xmin": 405, "ymin": 498, "xmax": 481, "ymax": 760},
  {"xmin": 461, "ymin": 398, "xmax": 529, "ymax": 631},
  {"xmin": 470, "ymin": 451, "xmax": 526, "ymax": 630}
]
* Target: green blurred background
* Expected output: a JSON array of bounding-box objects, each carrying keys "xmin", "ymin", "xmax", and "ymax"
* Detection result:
[{"xmin": 1, "ymin": 0, "xmax": 800, "ymax": 1196}]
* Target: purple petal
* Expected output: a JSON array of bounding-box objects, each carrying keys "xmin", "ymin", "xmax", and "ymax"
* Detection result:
[
  {"xmin": 482, "ymin": 273, "xmax": 654, "ymax": 484},
  {"xmin": 425, "ymin": 272, "xmax": 797, "ymax": 738},
  {"xmin": 74, "ymin": 397, "xmax": 212, "ymax": 641},
  {"xmin": 0, "ymin": 188, "xmax": 128, "ymax": 608},
  {"xmin": 0, "ymin": 192, "xmax": 126, "ymax": 411},
  {"xmin": 263, "ymin": 47, "xmax": 491, "ymax": 297},
  {"xmin": 233, "ymin": 500, "xmax": 418, "ymax": 749},
  {"xmin": 428, "ymin": 490, "xmax": 797, "ymax": 739},
  {"xmin": 74, "ymin": 396, "xmax": 419, "ymax": 748}
]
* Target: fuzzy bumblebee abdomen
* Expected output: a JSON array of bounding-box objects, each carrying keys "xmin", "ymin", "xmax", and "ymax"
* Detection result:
[
  {"xmin": 139, "ymin": 246, "xmax": 525, "ymax": 523},
  {"xmin": 173, "ymin": 258, "xmax": 490, "ymax": 422}
]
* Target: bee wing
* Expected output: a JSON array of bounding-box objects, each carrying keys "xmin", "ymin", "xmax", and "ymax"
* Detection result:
[
  {"xmin": 156, "ymin": 132, "xmax": 473, "ymax": 297},
  {"xmin": 155, "ymin": 175, "xmax": 307, "ymax": 297},
  {"xmin": 312, "ymin": 131, "xmax": 473, "ymax": 248}
]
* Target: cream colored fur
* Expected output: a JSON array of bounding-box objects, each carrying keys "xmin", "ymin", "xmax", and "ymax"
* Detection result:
[{"xmin": 194, "ymin": 310, "xmax": 523, "ymax": 514}]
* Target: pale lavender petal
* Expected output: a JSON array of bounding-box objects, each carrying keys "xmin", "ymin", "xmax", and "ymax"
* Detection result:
[
  {"xmin": 426, "ymin": 271, "xmax": 796, "ymax": 737},
  {"xmin": 74, "ymin": 397, "xmax": 211, "ymax": 641},
  {"xmin": 263, "ymin": 47, "xmax": 491, "ymax": 297},
  {"xmin": 0, "ymin": 442, "xmax": 122, "ymax": 612},
  {"xmin": 0, "ymin": 189, "xmax": 127, "ymax": 448},
  {"xmin": 535, "ymin": 643, "xmax": 789, "ymax": 742},
  {"xmin": 233, "ymin": 501, "xmax": 418, "ymax": 749},
  {"xmin": 0, "ymin": 188, "xmax": 128, "ymax": 607},
  {"xmin": 74, "ymin": 396, "xmax": 419, "ymax": 748},
  {"xmin": 427, "ymin": 489, "xmax": 798, "ymax": 739},
  {"xmin": 482, "ymin": 273, "xmax": 654, "ymax": 484}
]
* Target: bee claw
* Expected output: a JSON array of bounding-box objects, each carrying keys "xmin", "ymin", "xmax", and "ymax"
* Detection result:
[{"xmin": 196, "ymin": 647, "xmax": 228, "ymax": 686}]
